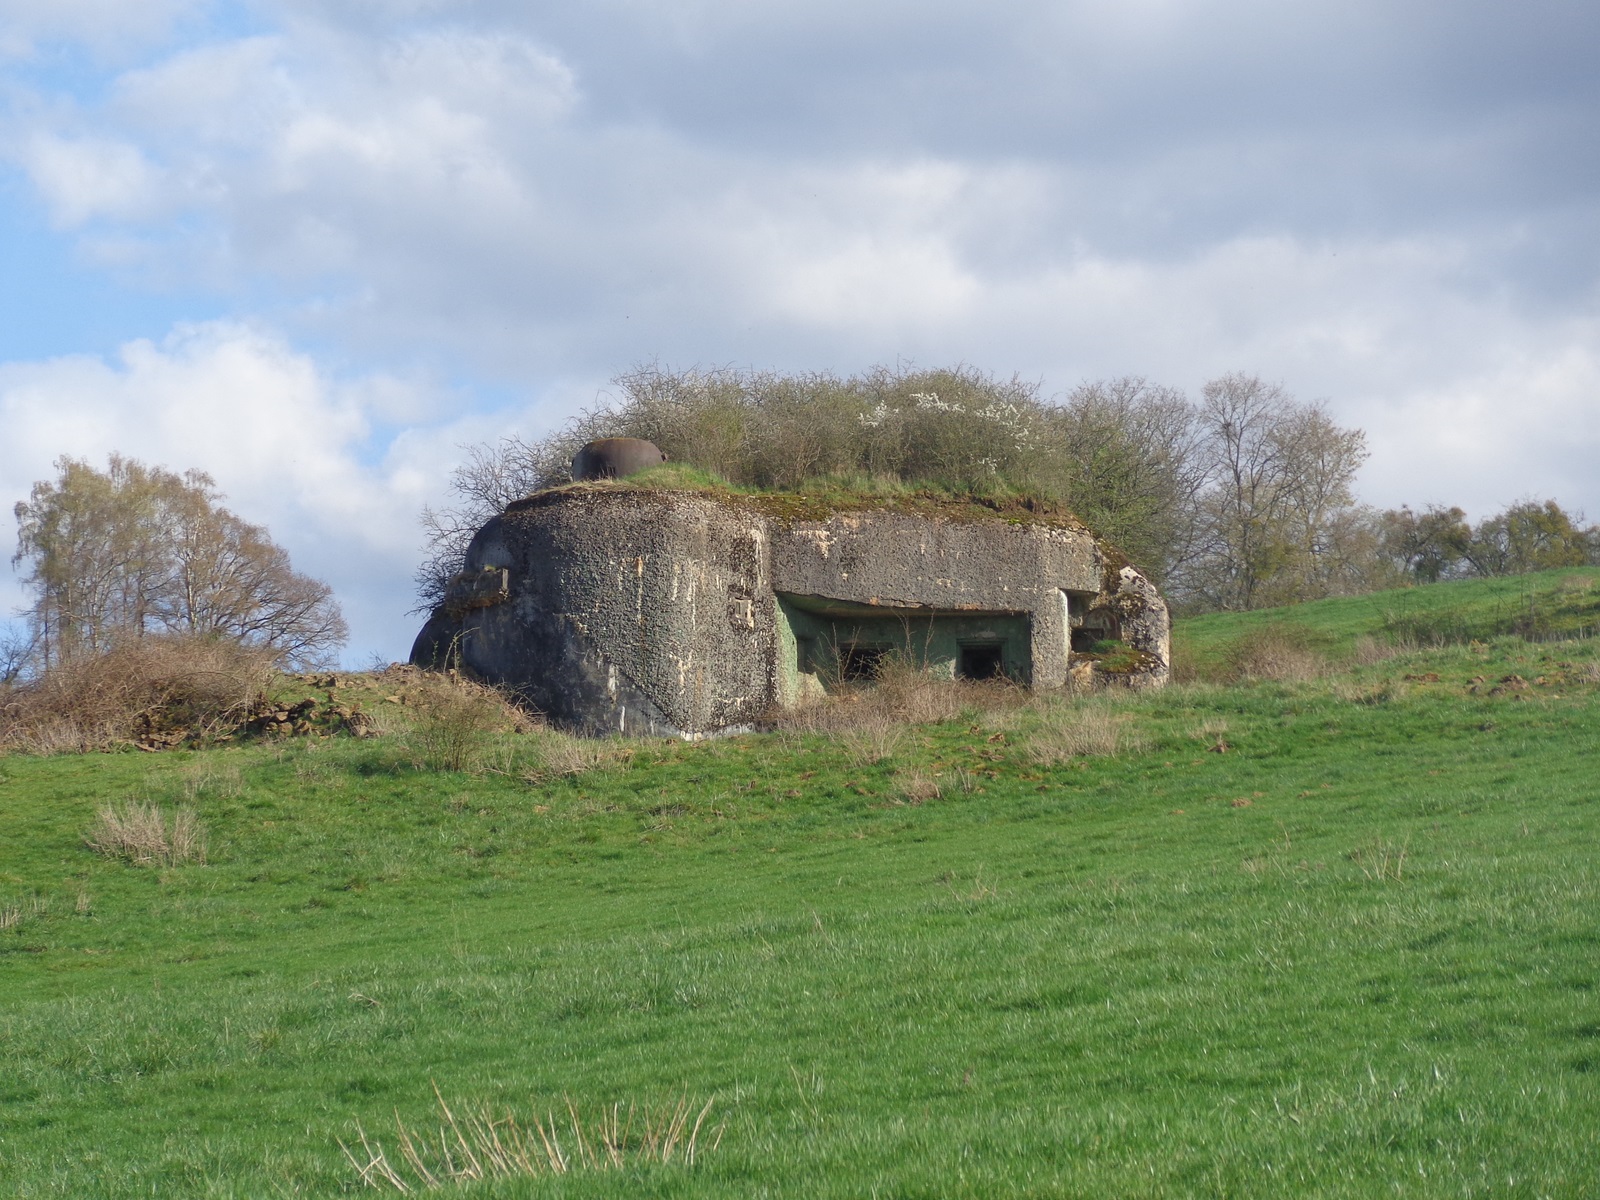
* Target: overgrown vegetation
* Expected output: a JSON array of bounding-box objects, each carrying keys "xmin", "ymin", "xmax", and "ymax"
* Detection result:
[
  {"xmin": 4, "ymin": 569, "xmax": 1600, "ymax": 1196},
  {"xmin": 0, "ymin": 633, "xmax": 274, "ymax": 753},
  {"xmin": 418, "ymin": 365, "xmax": 1369, "ymax": 611}
]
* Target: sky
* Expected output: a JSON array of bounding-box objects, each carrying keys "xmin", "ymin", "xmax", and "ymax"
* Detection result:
[{"xmin": 1, "ymin": 0, "xmax": 1596, "ymax": 663}]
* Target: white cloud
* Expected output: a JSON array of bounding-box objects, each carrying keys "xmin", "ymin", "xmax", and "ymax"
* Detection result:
[
  {"xmin": 0, "ymin": 321, "xmax": 537, "ymax": 661},
  {"xmin": 20, "ymin": 134, "xmax": 166, "ymax": 226},
  {"xmin": 0, "ymin": 0, "xmax": 197, "ymax": 59}
]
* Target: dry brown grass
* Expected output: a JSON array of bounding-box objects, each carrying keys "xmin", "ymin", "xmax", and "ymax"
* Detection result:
[
  {"xmin": 0, "ymin": 894, "xmax": 48, "ymax": 933},
  {"xmin": 86, "ymin": 801, "xmax": 207, "ymax": 867},
  {"xmin": 0, "ymin": 635, "xmax": 273, "ymax": 754},
  {"xmin": 772, "ymin": 657, "xmax": 1025, "ymax": 759},
  {"xmin": 1349, "ymin": 835, "xmax": 1410, "ymax": 882},
  {"xmin": 840, "ymin": 715, "xmax": 906, "ymax": 766},
  {"xmin": 520, "ymin": 730, "xmax": 633, "ymax": 780},
  {"xmin": 1167, "ymin": 639, "xmax": 1206, "ymax": 684},
  {"xmin": 1329, "ymin": 678, "xmax": 1408, "ymax": 706},
  {"xmin": 1350, "ymin": 634, "xmax": 1404, "ymax": 667},
  {"xmin": 1026, "ymin": 699, "xmax": 1147, "ymax": 764},
  {"xmin": 1222, "ymin": 623, "xmax": 1330, "ymax": 683},
  {"xmin": 342, "ymin": 1084, "xmax": 721, "ymax": 1191},
  {"xmin": 1188, "ymin": 716, "xmax": 1231, "ymax": 753},
  {"xmin": 895, "ymin": 770, "xmax": 943, "ymax": 804}
]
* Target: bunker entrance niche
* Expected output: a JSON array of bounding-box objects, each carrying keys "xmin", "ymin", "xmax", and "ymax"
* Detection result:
[
  {"xmin": 775, "ymin": 593, "xmax": 1031, "ymax": 701},
  {"xmin": 1063, "ymin": 589, "xmax": 1118, "ymax": 656}
]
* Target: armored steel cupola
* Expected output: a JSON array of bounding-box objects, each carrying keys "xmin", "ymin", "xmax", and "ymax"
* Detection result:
[{"xmin": 570, "ymin": 438, "xmax": 667, "ymax": 481}]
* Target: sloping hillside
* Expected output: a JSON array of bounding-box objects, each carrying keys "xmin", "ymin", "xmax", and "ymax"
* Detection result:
[{"xmin": 1, "ymin": 573, "xmax": 1598, "ymax": 1197}]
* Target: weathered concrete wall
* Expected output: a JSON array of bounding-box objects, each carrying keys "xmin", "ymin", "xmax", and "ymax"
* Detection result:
[
  {"xmin": 1099, "ymin": 564, "xmax": 1172, "ymax": 688},
  {"xmin": 411, "ymin": 485, "xmax": 1170, "ymax": 736},
  {"xmin": 447, "ymin": 489, "xmax": 776, "ymax": 736}
]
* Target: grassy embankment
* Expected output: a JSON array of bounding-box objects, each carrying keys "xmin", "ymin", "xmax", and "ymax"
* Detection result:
[{"xmin": 2, "ymin": 569, "xmax": 1599, "ymax": 1197}]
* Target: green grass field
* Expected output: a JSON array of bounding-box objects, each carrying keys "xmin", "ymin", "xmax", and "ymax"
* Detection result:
[{"xmin": 3, "ymin": 573, "xmax": 1600, "ymax": 1197}]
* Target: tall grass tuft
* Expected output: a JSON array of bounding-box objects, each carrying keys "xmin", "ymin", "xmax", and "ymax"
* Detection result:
[
  {"xmin": 403, "ymin": 675, "xmax": 532, "ymax": 772},
  {"xmin": 86, "ymin": 802, "xmax": 207, "ymax": 867},
  {"xmin": 774, "ymin": 654, "xmax": 1024, "ymax": 747},
  {"xmin": 341, "ymin": 1084, "xmax": 721, "ymax": 1191},
  {"xmin": 1026, "ymin": 699, "xmax": 1146, "ymax": 764}
]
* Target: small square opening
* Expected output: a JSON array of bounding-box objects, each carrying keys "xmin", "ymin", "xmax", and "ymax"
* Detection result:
[
  {"xmin": 957, "ymin": 642, "xmax": 1005, "ymax": 681},
  {"xmin": 839, "ymin": 644, "xmax": 890, "ymax": 682}
]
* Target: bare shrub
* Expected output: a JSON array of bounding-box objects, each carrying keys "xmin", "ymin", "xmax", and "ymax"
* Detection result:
[
  {"xmin": 86, "ymin": 801, "xmax": 207, "ymax": 866},
  {"xmin": 342, "ymin": 1085, "xmax": 721, "ymax": 1191},
  {"xmin": 0, "ymin": 635, "xmax": 273, "ymax": 754},
  {"xmin": 1222, "ymin": 622, "xmax": 1329, "ymax": 682},
  {"xmin": 404, "ymin": 675, "xmax": 533, "ymax": 772},
  {"xmin": 1027, "ymin": 700, "xmax": 1147, "ymax": 764}
]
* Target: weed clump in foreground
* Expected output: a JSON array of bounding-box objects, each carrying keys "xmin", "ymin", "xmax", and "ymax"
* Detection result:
[
  {"xmin": 86, "ymin": 801, "xmax": 207, "ymax": 866},
  {"xmin": 401, "ymin": 674, "xmax": 537, "ymax": 772},
  {"xmin": 0, "ymin": 635, "xmax": 273, "ymax": 754},
  {"xmin": 342, "ymin": 1086, "xmax": 721, "ymax": 1191}
]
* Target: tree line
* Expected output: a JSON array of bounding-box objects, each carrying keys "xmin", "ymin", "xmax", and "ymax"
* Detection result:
[
  {"xmin": 6, "ymin": 366, "xmax": 1591, "ymax": 688},
  {"xmin": 420, "ymin": 363, "xmax": 1599, "ymax": 614}
]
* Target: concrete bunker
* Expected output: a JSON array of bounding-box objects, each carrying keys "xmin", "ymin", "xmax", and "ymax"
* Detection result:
[{"xmin": 412, "ymin": 481, "xmax": 1170, "ymax": 738}]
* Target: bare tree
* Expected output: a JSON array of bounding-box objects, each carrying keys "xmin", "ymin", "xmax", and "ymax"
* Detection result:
[
  {"xmin": 1173, "ymin": 374, "xmax": 1369, "ymax": 609},
  {"xmin": 413, "ymin": 437, "xmax": 558, "ymax": 612},
  {"xmin": 13, "ymin": 455, "xmax": 347, "ymax": 670},
  {"xmin": 0, "ymin": 623, "xmax": 33, "ymax": 686}
]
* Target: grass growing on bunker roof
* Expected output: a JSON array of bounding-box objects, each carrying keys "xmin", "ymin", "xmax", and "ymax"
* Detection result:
[
  {"xmin": 540, "ymin": 462, "xmax": 1092, "ymax": 530},
  {"xmin": 2, "ymin": 570, "xmax": 1600, "ymax": 1196}
]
